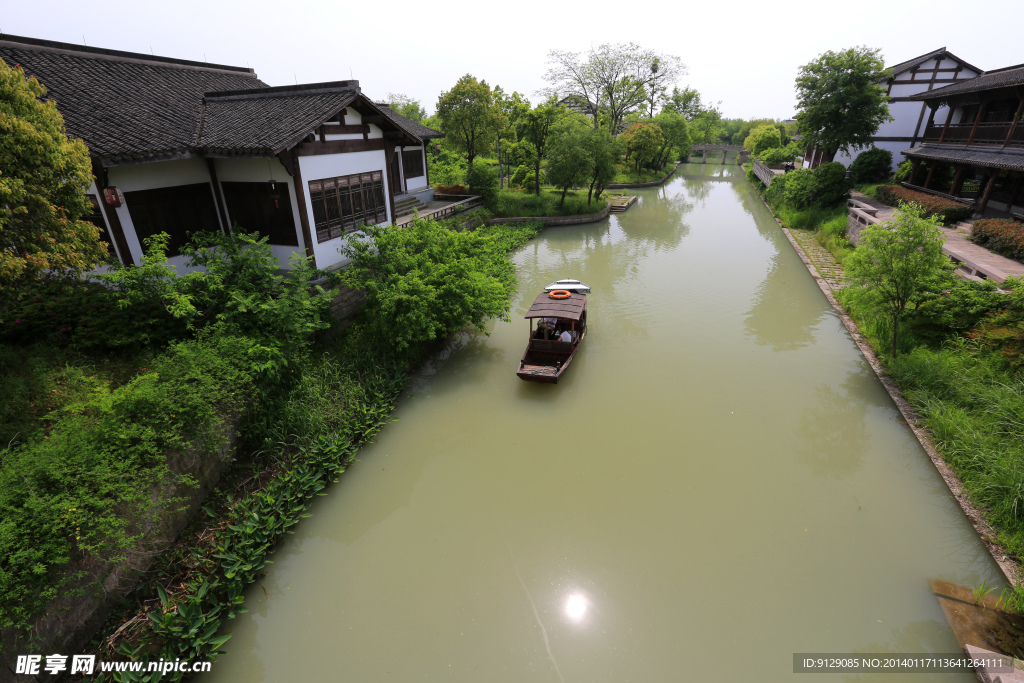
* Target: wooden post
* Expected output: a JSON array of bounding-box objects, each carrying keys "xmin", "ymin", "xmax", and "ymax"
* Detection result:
[
  {"xmin": 937, "ymin": 106, "xmax": 955, "ymax": 144},
  {"xmin": 721, "ymin": 149, "xmax": 727, "ymax": 164},
  {"xmin": 966, "ymin": 101, "xmax": 988, "ymax": 146},
  {"xmin": 702, "ymin": 149, "xmax": 707, "ymax": 164},
  {"xmin": 909, "ymin": 159, "xmax": 921, "ymax": 185},
  {"xmin": 1008, "ymin": 173, "xmax": 1023, "ymax": 210},
  {"xmin": 923, "ymin": 161, "xmax": 936, "ymax": 190},
  {"xmin": 977, "ymin": 170, "xmax": 998, "ymax": 215},
  {"xmin": 924, "ymin": 104, "xmax": 937, "ymax": 137},
  {"xmin": 288, "ymin": 150, "xmax": 316, "ymax": 266},
  {"xmin": 1003, "ymin": 96, "xmax": 1024, "ymax": 149},
  {"xmin": 90, "ymin": 159, "xmax": 134, "ymax": 265},
  {"xmin": 205, "ymin": 158, "xmax": 230, "ymax": 234},
  {"xmin": 949, "ymin": 164, "xmax": 966, "ymax": 196}
]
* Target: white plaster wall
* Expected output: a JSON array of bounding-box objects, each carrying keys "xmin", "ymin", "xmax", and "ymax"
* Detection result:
[
  {"xmin": 344, "ymin": 110, "xmax": 362, "ymax": 125},
  {"xmin": 325, "ymin": 133, "xmax": 363, "ymax": 141},
  {"xmin": 297, "ymin": 150, "xmax": 392, "ymax": 270},
  {"xmin": 106, "ymin": 157, "xmax": 220, "ymax": 268},
  {"xmin": 212, "ymin": 157, "xmax": 306, "ymax": 268}
]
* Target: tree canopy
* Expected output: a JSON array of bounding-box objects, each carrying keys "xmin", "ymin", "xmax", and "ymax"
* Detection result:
[
  {"xmin": 1, "ymin": 60, "xmax": 107, "ymax": 289},
  {"xmin": 520, "ymin": 98, "xmax": 565, "ymax": 196},
  {"xmin": 795, "ymin": 46, "xmax": 893, "ymax": 163},
  {"xmin": 436, "ymin": 75, "xmax": 504, "ymax": 166},
  {"xmin": 384, "ymin": 93, "xmax": 427, "ymax": 123},
  {"xmin": 544, "ymin": 43, "xmax": 684, "ymax": 133}
]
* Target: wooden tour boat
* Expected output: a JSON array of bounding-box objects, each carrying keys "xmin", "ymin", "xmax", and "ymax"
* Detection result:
[{"xmin": 516, "ymin": 280, "xmax": 590, "ymax": 384}]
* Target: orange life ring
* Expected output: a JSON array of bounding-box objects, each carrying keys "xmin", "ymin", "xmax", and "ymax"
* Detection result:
[{"xmin": 549, "ymin": 290, "xmax": 571, "ymax": 300}]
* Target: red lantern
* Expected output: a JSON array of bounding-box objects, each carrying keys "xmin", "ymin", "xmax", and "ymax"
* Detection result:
[{"xmin": 103, "ymin": 187, "xmax": 123, "ymax": 207}]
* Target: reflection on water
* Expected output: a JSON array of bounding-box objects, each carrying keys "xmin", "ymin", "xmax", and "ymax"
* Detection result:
[{"xmin": 203, "ymin": 163, "xmax": 1001, "ymax": 682}]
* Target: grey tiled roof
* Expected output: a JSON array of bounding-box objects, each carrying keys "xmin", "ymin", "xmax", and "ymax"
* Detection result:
[
  {"xmin": 377, "ymin": 105, "xmax": 443, "ymax": 140},
  {"xmin": 0, "ymin": 35, "xmax": 369, "ymax": 164},
  {"xmin": 0, "ymin": 34, "xmax": 264, "ymax": 164},
  {"xmin": 902, "ymin": 145, "xmax": 1024, "ymax": 172},
  {"xmin": 911, "ymin": 64, "xmax": 1024, "ymax": 101},
  {"xmin": 201, "ymin": 88, "xmax": 358, "ymax": 156}
]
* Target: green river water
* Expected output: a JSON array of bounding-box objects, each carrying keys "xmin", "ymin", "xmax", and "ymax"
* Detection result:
[{"xmin": 203, "ymin": 163, "xmax": 1003, "ymax": 681}]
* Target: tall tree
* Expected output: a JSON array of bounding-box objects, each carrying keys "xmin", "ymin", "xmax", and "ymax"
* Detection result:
[
  {"xmin": 620, "ymin": 122, "xmax": 665, "ymax": 175},
  {"xmin": 520, "ymin": 98, "xmax": 565, "ymax": 196},
  {"xmin": 492, "ymin": 86, "xmax": 530, "ymax": 187},
  {"xmin": 583, "ymin": 128, "xmax": 621, "ymax": 205},
  {"xmin": 1, "ymin": 60, "xmax": 107, "ymax": 289},
  {"xmin": 795, "ymin": 46, "xmax": 893, "ymax": 164},
  {"xmin": 690, "ymin": 101, "xmax": 723, "ymax": 144},
  {"xmin": 384, "ymin": 93, "xmax": 427, "ymax": 123},
  {"xmin": 436, "ymin": 75, "xmax": 505, "ymax": 166},
  {"xmin": 652, "ymin": 111, "xmax": 691, "ymax": 167},
  {"xmin": 545, "ymin": 121, "xmax": 592, "ymax": 209},
  {"xmin": 544, "ymin": 44, "xmax": 684, "ymax": 133}
]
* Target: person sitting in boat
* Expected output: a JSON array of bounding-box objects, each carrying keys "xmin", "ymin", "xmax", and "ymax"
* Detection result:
[
  {"xmin": 558, "ymin": 329, "xmax": 574, "ymax": 343},
  {"xmin": 538, "ymin": 317, "xmax": 558, "ymax": 339}
]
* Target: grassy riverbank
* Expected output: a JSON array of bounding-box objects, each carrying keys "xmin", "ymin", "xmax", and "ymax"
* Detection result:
[
  {"xmin": 749, "ymin": 168, "xmax": 1024, "ymax": 603},
  {"xmin": 64, "ymin": 219, "xmax": 543, "ymax": 679}
]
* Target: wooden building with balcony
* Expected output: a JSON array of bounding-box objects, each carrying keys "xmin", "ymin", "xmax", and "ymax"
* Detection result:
[{"xmin": 901, "ymin": 63, "xmax": 1024, "ymax": 218}]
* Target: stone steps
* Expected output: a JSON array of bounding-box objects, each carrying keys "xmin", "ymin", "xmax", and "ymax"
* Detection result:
[{"xmin": 394, "ymin": 195, "xmax": 427, "ymax": 217}]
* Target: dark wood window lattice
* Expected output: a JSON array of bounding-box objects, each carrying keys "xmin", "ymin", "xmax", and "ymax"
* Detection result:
[
  {"xmin": 402, "ymin": 150, "xmax": 425, "ymax": 179},
  {"xmin": 308, "ymin": 171, "xmax": 386, "ymax": 243},
  {"xmin": 124, "ymin": 183, "xmax": 221, "ymax": 257},
  {"xmin": 221, "ymin": 182, "xmax": 299, "ymax": 246}
]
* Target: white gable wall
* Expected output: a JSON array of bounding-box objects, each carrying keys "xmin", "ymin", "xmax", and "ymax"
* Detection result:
[{"xmin": 297, "ymin": 149, "xmax": 393, "ymax": 271}]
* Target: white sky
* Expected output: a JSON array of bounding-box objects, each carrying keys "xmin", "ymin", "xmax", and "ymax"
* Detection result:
[{"xmin": 3, "ymin": 0, "xmax": 1022, "ymax": 120}]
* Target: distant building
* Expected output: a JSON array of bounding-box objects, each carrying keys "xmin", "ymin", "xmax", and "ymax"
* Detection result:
[
  {"xmin": 0, "ymin": 34, "xmax": 443, "ymax": 272},
  {"xmin": 803, "ymin": 47, "xmax": 982, "ymax": 172}
]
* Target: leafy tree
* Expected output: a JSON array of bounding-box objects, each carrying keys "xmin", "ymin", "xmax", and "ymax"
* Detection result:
[
  {"xmin": 744, "ymin": 124, "xmax": 782, "ymax": 156},
  {"xmin": 795, "ymin": 46, "xmax": 893, "ymax": 164},
  {"xmin": 521, "ymin": 98, "xmax": 565, "ymax": 195},
  {"xmin": 849, "ymin": 146, "xmax": 893, "ymax": 183},
  {"xmin": 493, "ymin": 86, "xmax": 530, "ymax": 186},
  {"xmin": 663, "ymin": 86, "xmax": 704, "ymax": 120},
  {"xmin": 545, "ymin": 121, "xmax": 592, "ymax": 209},
  {"xmin": 690, "ymin": 102, "xmax": 723, "ymax": 144},
  {"xmin": 338, "ymin": 219, "xmax": 528, "ymax": 352},
  {"xmin": 426, "ymin": 147, "xmax": 467, "ymax": 187},
  {"xmin": 544, "ymin": 43, "xmax": 684, "ymax": 133},
  {"xmin": 1, "ymin": 60, "xmax": 107, "ymax": 290},
  {"xmin": 844, "ymin": 203, "xmax": 951, "ymax": 356},
  {"xmin": 384, "ymin": 93, "xmax": 427, "ymax": 123},
  {"xmin": 583, "ymin": 128, "xmax": 620, "ymax": 204},
  {"xmin": 620, "ymin": 121, "xmax": 665, "ymax": 174},
  {"xmin": 436, "ymin": 75, "xmax": 505, "ymax": 166},
  {"xmin": 652, "ymin": 110, "xmax": 691, "ymax": 165}
]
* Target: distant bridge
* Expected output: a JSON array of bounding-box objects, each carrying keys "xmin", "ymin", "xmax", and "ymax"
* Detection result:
[{"xmin": 690, "ymin": 144, "xmax": 749, "ymax": 164}]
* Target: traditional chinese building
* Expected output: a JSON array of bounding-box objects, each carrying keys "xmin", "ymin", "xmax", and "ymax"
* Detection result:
[
  {"xmin": 901, "ymin": 63, "xmax": 1024, "ymax": 218},
  {"xmin": 0, "ymin": 34, "xmax": 442, "ymax": 271},
  {"xmin": 803, "ymin": 47, "xmax": 982, "ymax": 171}
]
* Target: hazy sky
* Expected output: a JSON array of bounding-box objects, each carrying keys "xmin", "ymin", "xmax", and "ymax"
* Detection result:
[{"xmin": 4, "ymin": 0, "xmax": 1022, "ymax": 120}]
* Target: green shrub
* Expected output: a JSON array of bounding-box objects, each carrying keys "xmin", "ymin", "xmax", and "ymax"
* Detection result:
[
  {"xmin": 0, "ymin": 333, "xmax": 268, "ymax": 633},
  {"xmin": 758, "ymin": 147, "xmax": 792, "ymax": 166},
  {"xmin": 493, "ymin": 189, "xmax": 594, "ymax": 217},
  {"xmin": 782, "ymin": 168, "xmax": 818, "ymax": 209},
  {"xmin": 850, "ymin": 147, "xmax": 893, "ymax": 184},
  {"xmin": 0, "ymin": 278, "xmax": 187, "ymax": 351},
  {"xmin": 968, "ymin": 277, "xmax": 1024, "ymax": 371},
  {"xmin": 813, "ymin": 162, "xmax": 851, "ymax": 207},
  {"xmin": 970, "ymin": 219, "xmax": 1024, "ymax": 261},
  {"xmin": 907, "ymin": 278, "xmax": 1006, "ymax": 344},
  {"xmin": 875, "ymin": 185, "xmax": 974, "ymax": 224},
  {"xmin": 466, "ymin": 158, "xmax": 499, "ymax": 209}
]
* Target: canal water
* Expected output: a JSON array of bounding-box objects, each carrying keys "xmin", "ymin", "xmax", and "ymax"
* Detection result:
[{"xmin": 204, "ymin": 163, "xmax": 1002, "ymax": 681}]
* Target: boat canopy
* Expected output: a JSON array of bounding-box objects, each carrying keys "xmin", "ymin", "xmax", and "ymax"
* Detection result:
[
  {"xmin": 524, "ymin": 292, "xmax": 586, "ymax": 320},
  {"xmin": 544, "ymin": 279, "xmax": 591, "ymax": 294}
]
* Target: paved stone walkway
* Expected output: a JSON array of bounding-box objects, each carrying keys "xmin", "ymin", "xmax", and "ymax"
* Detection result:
[{"xmin": 787, "ymin": 228, "xmax": 847, "ymax": 290}]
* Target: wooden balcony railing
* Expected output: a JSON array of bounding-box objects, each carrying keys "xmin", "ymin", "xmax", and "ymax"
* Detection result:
[{"xmin": 921, "ymin": 121, "xmax": 1023, "ymax": 147}]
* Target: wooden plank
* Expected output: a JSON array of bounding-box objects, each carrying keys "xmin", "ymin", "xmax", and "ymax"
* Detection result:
[
  {"xmin": 321, "ymin": 123, "xmax": 365, "ymax": 135},
  {"xmin": 91, "ymin": 159, "xmax": 134, "ymax": 265},
  {"xmin": 294, "ymin": 138, "xmax": 387, "ymax": 156},
  {"xmin": 205, "ymin": 158, "xmax": 231, "ymax": 233}
]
